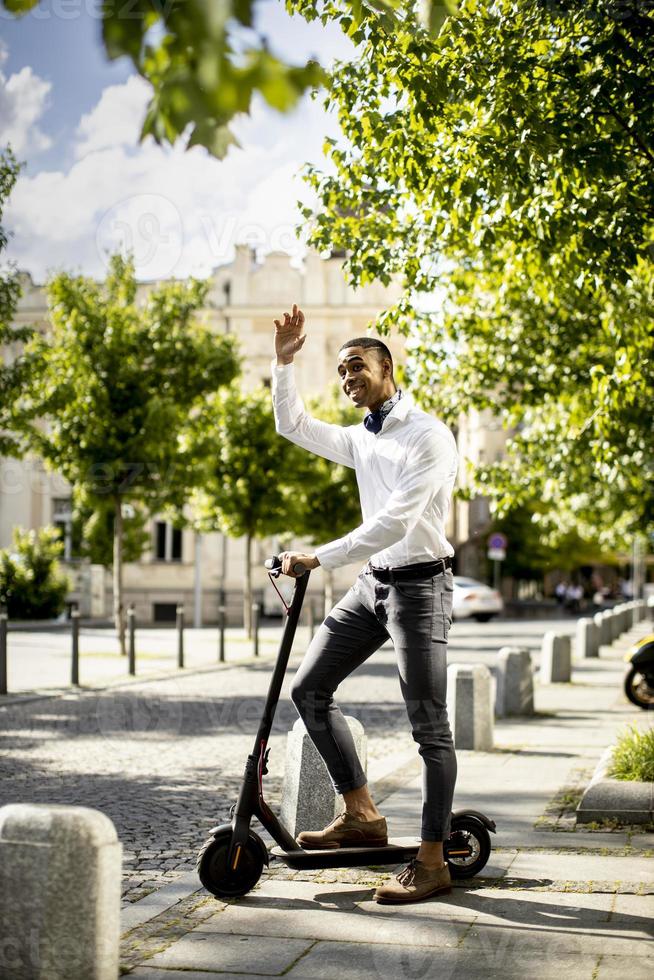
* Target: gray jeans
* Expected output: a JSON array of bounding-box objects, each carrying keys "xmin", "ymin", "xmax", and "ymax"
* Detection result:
[{"xmin": 289, "ymin": 564, "xmax": 457, "ymax": 841}]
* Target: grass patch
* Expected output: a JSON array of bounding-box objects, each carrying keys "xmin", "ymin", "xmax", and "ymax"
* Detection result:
[{"xmin": 608, "ymin": 725, "xmax": 654, "ymax": 782}]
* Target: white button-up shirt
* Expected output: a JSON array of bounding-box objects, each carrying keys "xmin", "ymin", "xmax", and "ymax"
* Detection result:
[{"xmin": 271, "ymin": 359, "xmax": 458, "ymax": 572}]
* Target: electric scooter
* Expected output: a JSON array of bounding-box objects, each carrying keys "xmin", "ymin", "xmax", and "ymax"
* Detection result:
[{"xmin": 196, "ymin": 556, "xmax": 496, "ymax": 898}]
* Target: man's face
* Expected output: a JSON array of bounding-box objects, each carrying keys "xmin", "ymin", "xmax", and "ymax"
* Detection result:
[{"xmin": 337, "ymin": 345, "xmax": 392, "ymax": 410}]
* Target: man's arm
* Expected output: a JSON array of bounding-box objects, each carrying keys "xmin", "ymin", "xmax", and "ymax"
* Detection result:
[
  {"xmin": 272, "ymin": 305, "xmax": 355, "ymax": 468},
  {"xmin": 314, "ymin": 428, "xmax": 457, "ymax": 571}
]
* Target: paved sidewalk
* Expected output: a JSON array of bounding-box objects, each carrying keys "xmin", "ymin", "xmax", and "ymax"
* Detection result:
[
  {"xmin": 0, "ymin": 623, "xmax": 296, "ymax": 697},
  {"xmin": 118, "ymin": 621, "xmax": 654, "ymax": 979}
]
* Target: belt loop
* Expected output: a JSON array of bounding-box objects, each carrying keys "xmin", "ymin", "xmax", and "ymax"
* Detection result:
[{"xmin": 388, "ymin": 569, "xmax": 395, "ymax": 584}]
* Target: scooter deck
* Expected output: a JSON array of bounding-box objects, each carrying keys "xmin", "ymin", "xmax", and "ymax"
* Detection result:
[{"xmin": 270, "ymin": 837, "xmax": 420, "ymax": 870}]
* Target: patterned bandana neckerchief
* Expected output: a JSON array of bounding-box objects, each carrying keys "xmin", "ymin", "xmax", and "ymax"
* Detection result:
[{"xmin": 363, "ymin": 388, "xmax": 403, "ymax": 435}]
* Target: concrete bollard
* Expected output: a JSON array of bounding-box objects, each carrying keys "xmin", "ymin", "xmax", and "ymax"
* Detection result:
[
  {"xmin": 594, "ymin": 611, "xmax": 609, "ymax": 648},
  {"xmin": 540, "ymin": 632, "xmax": 572, "ymax": 683},
  {"xmin": 280, "ymin": 716, "xmax": 366, "ymax": 838},
  {"xmin": 447, "ymin": 663, "xmax": 494, "ymax": 750},
  {"xmin": 495, "ymin": 647, "xmax": 534, "ymax": 717},
  {"xmin": 601, "ymin": 610, "xmax": 614, "ymax": 645},
  {"xmin": 0, "ymin": 803, "xmax": 122, "ymax": 980},
  {"xmin": 575, "ymin": 617, "xmax": 599, "ymax": 659},
  {"xmin": 647, "ymin": 596, "xmax": 654, "ymax": 621},
  {"xmin": 608, "ymin": 610, "xmax": 620, "ymax": 643}
]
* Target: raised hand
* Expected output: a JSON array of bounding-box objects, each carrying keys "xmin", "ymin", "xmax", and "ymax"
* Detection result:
[{"xmin": 274, "ymin": 303, "xmax": 307, "ymax": 364}]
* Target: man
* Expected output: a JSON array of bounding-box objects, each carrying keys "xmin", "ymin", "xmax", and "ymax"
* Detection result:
[{"xmin": 271, "ymin": 303, "xmax": 458, "ymax": 904}]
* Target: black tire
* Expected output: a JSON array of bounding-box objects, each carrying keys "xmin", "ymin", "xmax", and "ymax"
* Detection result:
[
  {"xmin": 624, "ymin": 666, "xmax": 654, "ymax": 709},
  {"xmin": 196, "ymin": 829, "xmax": 265, "ymax": 897},
  {"xmin": 473, "ymin": 614, "xmax": 494, "ymax": 623},
  {"xmin": 446, "ymin": 816, "xmax": 492, "ymax": 879}
]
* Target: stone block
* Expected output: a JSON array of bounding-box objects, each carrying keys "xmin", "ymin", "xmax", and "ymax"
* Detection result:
[
  {"xmin": 575, "ymin": 617, "xmax": 599, "ymax": 659},
  {"xmin": 539, "ymin": 632, "xmax": 571, "ymax": 683},
  {"xmin": 0, "ymin": 803, "xmax": 122, "ymax": 980},
  {"xmin": 447, "ymin": 663, "xmax": 493, "ymax": 750},
  {"xmin": 577, "ymin": 747, "xmax": 654, "ymax": 825},
  {"xmin": 280, "ymin": 716, "xmax": 366, "ymax": 838},
  {"xmin": 495, "ymin": 647, "xmax": 534, "ymax": 717}
]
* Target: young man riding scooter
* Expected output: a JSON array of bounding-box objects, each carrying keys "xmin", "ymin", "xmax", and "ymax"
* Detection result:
[{"xmin": 271, "ymin": 304, "xmax": 459, "ymax": 904}]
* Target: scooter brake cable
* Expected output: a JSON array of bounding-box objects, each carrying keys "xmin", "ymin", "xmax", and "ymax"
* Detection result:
[{"xmin": 267, "ymin": 571, "xmax": 292, "ymax": 616}]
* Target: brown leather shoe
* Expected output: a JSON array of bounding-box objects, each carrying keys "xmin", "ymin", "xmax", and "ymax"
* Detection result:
[
  {"xmin": 373, "ymin": 858, "xmax": 451, "ymax": 903},
  {"xmin": 296, "ymin": 810, "xmax": 388, "ymax": 850}
]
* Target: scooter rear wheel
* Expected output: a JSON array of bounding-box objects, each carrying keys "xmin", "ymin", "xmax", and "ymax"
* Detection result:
[
  {"xmin": 196, "ymin": 829, "xmax": 265, "ymax": 897},
  {"xmin": 446, "ymin": 815, "xmax": 491, "ymax": 879},
  {"xmin": 624, "ymin": 667, "xmax": 654, "ymax": 709}
]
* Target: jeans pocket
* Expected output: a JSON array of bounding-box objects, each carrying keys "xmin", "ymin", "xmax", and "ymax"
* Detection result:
[{"xmin": 392, "ymin": 577, "xmax": 434, "ymax": 600}]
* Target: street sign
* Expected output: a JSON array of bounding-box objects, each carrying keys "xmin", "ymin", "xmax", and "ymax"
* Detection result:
[
  {"xmin": 488, "ymin": 533, "xmax": 508, "ymax": 550},
  {"xmin": 488, "ymin": 547, "xmax": 506, "ymax": 561}
]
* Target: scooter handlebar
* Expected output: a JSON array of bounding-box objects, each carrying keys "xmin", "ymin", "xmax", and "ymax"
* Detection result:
[{"xmin": 264, "ymin": 555, "xmax": 307, "ymax": 576}]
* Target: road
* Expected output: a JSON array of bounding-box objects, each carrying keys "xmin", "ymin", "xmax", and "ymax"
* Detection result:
[{"xmin": 0, "ymin": 617, "xmax": 577, "ymax": 904}]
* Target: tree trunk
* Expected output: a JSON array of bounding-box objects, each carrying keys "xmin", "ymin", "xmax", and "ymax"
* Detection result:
[
  {"xmin": 113, "ymin": 496, "xmax": 126, "ymax": 656},
  {"xmin": 323, "ymin": 569, "xmax": 334, "ymax": 618},
  {"xmin": 244, "ymin": 532, "xmax": 252, "ymax": 637}
]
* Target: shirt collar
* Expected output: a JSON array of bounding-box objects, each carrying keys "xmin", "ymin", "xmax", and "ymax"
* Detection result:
[
  {"xmin": 382, "ymin": 390, "xmax": 413, "ymax": 429},
  {"xmin": 364, "ymin": 388, "xmax": 413, "ymax": 432}
]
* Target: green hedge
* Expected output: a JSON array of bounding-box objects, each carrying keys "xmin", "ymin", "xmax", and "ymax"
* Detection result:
[
  {"xmin": 609, "ymin": 726, "xmax": 654, "ymax": 783},
  {"xmin": 0, "ymin": 526, "xmax": 71, "ymax": 620}
]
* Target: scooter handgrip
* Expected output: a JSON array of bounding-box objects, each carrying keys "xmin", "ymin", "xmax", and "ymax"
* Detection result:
[{"xmin": 292, "ymin": 561, "xmax": 307, "ymax": 575}]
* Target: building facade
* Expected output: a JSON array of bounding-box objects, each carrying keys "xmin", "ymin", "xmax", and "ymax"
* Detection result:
[{"xmin": 1, "ymin": 248, "xmax": 500, "ymax": 623}]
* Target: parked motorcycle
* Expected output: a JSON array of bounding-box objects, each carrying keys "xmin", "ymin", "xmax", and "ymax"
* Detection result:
[{"xmin": 624, "ymin": 634, "xmax": 654, "ymax": 709}]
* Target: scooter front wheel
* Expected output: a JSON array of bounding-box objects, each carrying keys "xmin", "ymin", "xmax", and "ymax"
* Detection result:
[
  {"xmin": 197, "ymin": 829, "xmax": 265, "ymax": 897},
  {"xmin": 445, "ymin": 815, "xmax": 491, "ymax": 879},
  {"xmin": 624, "ymin": 667, "xmax": 654, "ymax": 709}
]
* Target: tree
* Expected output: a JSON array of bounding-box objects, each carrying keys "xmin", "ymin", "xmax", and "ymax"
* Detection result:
[
  {"xmin": 295, "ymin": 0, "xmax": 654, "ymax": 551},
  {"xmin": 23, "ymin": 253, "xmax": 240, "ymax": 653},
  {"xmin": 1, "ymin": 0, "xmax": 455, "ymax": 158},
  {"xmin": 0, "ymin": 147, "xmax": 37, "ymax": 457},
  {"xmin": 486, "ymin": 502, "xmax": 616, "ymax": 593},
  {"xmin": 296, "ymin": 386, "xmax": 361, "ymax": 612},
  {"xmin": 0, "ymin": 526, "xmax": 70, "ymax": 619},
  {"xmin": 186, "ymin": 382, "xmax": 307, "ymax": 634},
  {"xmin": 70, "ymin": 494, "xmax": 151, "ymax": 566}
]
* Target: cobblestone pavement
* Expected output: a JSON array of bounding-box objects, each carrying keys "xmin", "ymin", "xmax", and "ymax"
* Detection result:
[{"xmin": 0, "ymin": 619, "xmax": 566, "ymax": 905}]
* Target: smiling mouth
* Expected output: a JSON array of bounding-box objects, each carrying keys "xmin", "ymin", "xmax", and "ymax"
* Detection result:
[{"xmin": 347, "ymin": 384, "xmax": 364, "ymax": 395}]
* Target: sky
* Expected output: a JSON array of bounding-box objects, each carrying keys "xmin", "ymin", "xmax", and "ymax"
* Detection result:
[{"xmin": 0, "ymin": 0, "xmax": 353, "ymax": 283}]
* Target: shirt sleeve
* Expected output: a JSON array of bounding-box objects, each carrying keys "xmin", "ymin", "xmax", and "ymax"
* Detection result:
[
  {"xmin": 271, "ymin": 358, "xmax": 355, "ymax": 468},
  {"xmin": 314, "ymin": 428, "xmax": 457, "ymax": 570}
]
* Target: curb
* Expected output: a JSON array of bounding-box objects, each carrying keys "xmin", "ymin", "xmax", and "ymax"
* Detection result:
[{"xmin": 576, "ymin": 746, "xmax": 654, "ymax": 825}]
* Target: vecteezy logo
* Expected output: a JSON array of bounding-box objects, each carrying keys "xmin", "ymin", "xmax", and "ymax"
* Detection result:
[
  {"xmin": 95, "ymin": 683, "xmax": 184, "ymax": 740},
  {"xmin": 95, "ymin": 193, "xmax": 183, "ymax": 278},
  {"xmin": 370, "ymin": 917, "xmax": 459, "ymax": 980}
]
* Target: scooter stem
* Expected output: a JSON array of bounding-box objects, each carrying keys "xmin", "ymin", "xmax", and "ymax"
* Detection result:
[{"xmin": 251, "ymin": 569, "xmax": 310, "ymax": 753}]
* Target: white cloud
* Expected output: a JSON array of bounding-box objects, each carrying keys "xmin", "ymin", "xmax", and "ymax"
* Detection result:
[
  {"xmin": 5, "ymin": 74, "xmax": 341, "ymax": 283},
  {"xmin": 74, "ymin": 75, "xmax": 151, "ymax": 158},
  {"xmin": 0, "ymin": 39, "xmax": 52, "ymax": 158}
]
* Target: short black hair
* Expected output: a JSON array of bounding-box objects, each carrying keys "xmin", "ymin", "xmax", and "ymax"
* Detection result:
[{"xmin": 338, "ymin": 337, "xmax": 393, "ymax": 374}]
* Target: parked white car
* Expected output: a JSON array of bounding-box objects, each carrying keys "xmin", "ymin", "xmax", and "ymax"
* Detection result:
[{"xmin": 452, "ymin": 576, "xmax": 504, "ymax": 622}]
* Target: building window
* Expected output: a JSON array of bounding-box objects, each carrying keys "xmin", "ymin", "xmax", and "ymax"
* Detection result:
[{"xmin": 154, "ymin": 521, "xmax": 183, "ymax": 562}]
